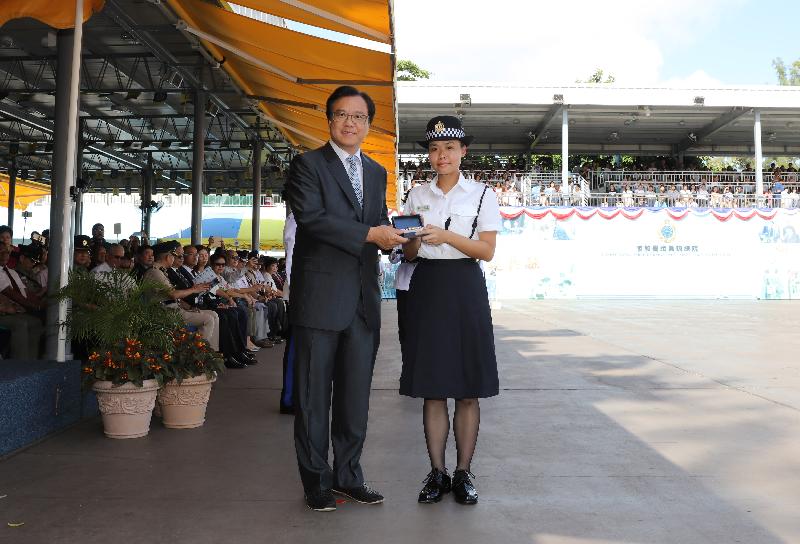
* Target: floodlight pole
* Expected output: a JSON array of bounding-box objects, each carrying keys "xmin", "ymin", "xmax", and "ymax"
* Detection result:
[
  {"xmin": 754, "ymin": 110, "xmax": 763, "ymax": 203},
  {"xmin": 251, "ymin": 129, "xmax": 262, "ymax": 251},
  {"xmin": 46, "ymin": 1, "xmax": 83, "ymax": 362},
  {"xmin": 191, "ymin": 90, "xmax": 205, "ymax": 245},
  {"xmin": 7, "ymin": 158, "xmax": 16, "ymax": 229},
  {"xmin": 561, "ymin": 108, "xmax": 569, "ymax": 198}
]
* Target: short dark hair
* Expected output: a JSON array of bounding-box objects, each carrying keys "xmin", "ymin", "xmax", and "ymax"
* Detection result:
[
  {"xmin": 0, "ymin": 225, "xmax": 12, "ymax": 237},
  {"xmin": 263, "ymin": 256, "xmax": 278, "ymax": 267},
  {"xmin": 135, "ymin": 244, "xmax": 152, "ymax": 256},
  {"xmin": 325, "ymin": 86, "xmax": 376, "ymax": 123}
]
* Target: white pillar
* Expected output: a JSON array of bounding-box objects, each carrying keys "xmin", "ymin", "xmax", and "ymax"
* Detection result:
[
  {"xmin": 754, "ymin": 110, "xmax": 763, "ymax": 203},
  {"xmin": 561, "ymin": 108, "xmax": 569, "ymax": 198},
  {"xmin": 46, "ymin": 1, "xmax": 83, "ymax": 362}
]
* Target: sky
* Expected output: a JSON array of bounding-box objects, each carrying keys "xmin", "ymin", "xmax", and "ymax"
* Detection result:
[{"xmin": 388, "ymin": 0, "xmax": 799, "ymax": 86}]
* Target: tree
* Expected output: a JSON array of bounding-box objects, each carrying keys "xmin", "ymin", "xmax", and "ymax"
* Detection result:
[
  {"xmin": 397, "ymin": 60, "xmax": 431, "ymax": 81},
  {"xmin": 772, "ymin": 57, "xmax": 800, "ymax": 86},
  {"xmin": 576, "ymin": 68, "xmax": 615, "ymax": 84}
]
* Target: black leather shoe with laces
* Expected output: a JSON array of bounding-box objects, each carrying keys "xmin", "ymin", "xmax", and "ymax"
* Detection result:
[
  {"xmin": 418, "ymin": 468, "xmax": 451, "ymax": 504},
  {"xmin": 305, "ymin": 489, "xmax": 336, "ymax": 512},
  {"xmin": 332, "ymin": 484, "xmax": 384, "ymax": 504},
  {"xmin": 452, "ymin": 470, "xmax": 478, "ymax": 505}
]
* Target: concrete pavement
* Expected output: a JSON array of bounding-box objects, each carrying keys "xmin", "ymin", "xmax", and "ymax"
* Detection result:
[{"xmin": 1, "ymin": 300, "xmax": 798, "ymax": 543}]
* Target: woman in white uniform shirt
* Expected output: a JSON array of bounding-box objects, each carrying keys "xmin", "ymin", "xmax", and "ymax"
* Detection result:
[{"xmin": 400, "ymin": 116, "xmax": 501, "ymax": 505}]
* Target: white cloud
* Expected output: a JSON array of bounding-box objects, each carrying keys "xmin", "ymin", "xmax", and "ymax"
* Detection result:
[{"xmin": 394, "ymin": 0, "xmax": 741, "ymax": 85}]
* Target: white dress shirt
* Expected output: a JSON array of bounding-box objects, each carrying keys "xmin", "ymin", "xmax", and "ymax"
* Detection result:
[
  {"xmin": 404, "ymin": 173, "xmax": 502, "ymax": 260},
  {"xmin": 329, "ymin": 139, "xmax": 363, "ymax": 195},
  {"xmin": 283, "ymin": 212, "xmax": 296, "ymax": 300},
  {"xmin": 0, "ymin": 265, "xmax": 27, "ymax": 297}
]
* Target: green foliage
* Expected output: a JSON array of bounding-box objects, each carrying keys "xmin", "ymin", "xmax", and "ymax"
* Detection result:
[
  {"xmin": 577, "ymin": 68, "xmax": 615, "ymax": 84},
  {"xmin": 168, "ymin": 328, "xmax": 225, "ymax": 383},
  {"xmin": 59, "ymin": 269, "xmax": 185, "ymax": 387},
  {"xmin": 397, "ymin": 59, "xmax": 431, "ymax": 81},
  {"xmin": 773, "ymin": 57, "xmax": 800, "ymax": 86}
]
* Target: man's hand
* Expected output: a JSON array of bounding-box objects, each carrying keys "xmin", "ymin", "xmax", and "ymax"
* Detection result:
[{"xmin": 366, "ymin": 225, "xmax": 408, "ymax": 250}]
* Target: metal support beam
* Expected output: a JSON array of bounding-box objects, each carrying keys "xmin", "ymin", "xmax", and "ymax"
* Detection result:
[
  {"xmin": 251, "ymin": 132, "xmax": 262, "ymax": 250},
  {"xmin": 191, "ymin": 90, "xmax": 205, "ymax": 245},
  {"xmin": 46, "ymin": 11, "xmax": 83, "ymax": 362},
  {"xmin": 529, "ymin": 104, "xmax": 562, "ymax": 150},
  {"xmin": 141, "ymin": 156, "xmax": 153, "ymax": 239},
  {"xmin": 754, "ymin": 110, "xmax": 763, "ymax": 202},
  {"xmin": 677, "ymin": 106, "xmax": 749, "ymax": 152},
  {"xmin": 7, "ymin": 158, "xmax": 16, "ymax": 229},
  {"xmin": 561, "ymin": 108, "xmax": 569, "ymax": 195}
]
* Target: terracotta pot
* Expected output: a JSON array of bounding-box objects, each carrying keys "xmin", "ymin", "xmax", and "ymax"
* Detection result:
[
  {"xmin": 92, "ymin": 379, "xmax": 159, "ymax": 439},
  {"xmin": 157, "ymin": 374, "xmax": 216, "ymax": 429}
]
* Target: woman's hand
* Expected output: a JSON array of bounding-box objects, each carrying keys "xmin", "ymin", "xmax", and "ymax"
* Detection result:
[{"xmin": 419, "ymin": 225, "xmax": 451, "ymax": 246}]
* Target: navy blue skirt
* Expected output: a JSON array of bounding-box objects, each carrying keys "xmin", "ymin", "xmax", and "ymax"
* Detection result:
[{"xmin": 399, "ymin": 259, "xmax": 499, "ymax": 399}]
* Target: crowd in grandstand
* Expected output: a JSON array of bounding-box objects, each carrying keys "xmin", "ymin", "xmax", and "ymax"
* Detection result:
[
  {"xmin": 0, "ymin": 223, "xmax": 288, "ymax": 367},
  {"xmin": 401, "ymin": 156, "xmax": 800, "ymax": 208}
]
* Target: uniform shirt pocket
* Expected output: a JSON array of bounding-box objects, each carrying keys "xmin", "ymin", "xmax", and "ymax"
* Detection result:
[{"xmin": 448, "ymin": 204, "xmax": 479, "ymax": 238}]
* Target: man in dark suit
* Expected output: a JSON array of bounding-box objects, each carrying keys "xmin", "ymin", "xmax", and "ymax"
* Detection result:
[{"xmin": 287, "ymin": 86, "xmax": 407, "ymax": 512}]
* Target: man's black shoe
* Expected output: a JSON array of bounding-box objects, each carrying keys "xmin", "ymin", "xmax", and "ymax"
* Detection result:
[
  {"xmin": 268, "ymin": 335, "xmax": 284, "ymax": 344},
  {"xmin": 240, "ymin": 351, "xmax": 258, "ymax": 364},
  {"xmin": 452, "ymin": 470, "xmax": 478, "ymax": 505},
  {"xmin": 224, "ymin": 356, "xmax": 247, "ymax": 369},
  {"xmin": 305, "ymin": 489, "xmax": 336, "ymax": 512},
  {"xmin": 418, "ymin": 468, "xmax": 451, "ymax": 504},
  {"xmin": 332, "ymin": 484, "xmax": 384, "ymax": 504}
]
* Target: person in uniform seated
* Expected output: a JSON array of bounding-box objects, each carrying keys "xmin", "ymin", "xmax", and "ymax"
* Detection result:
[
  {"xmin": 400, "ymin": 116, "xmax": 501, "ymax": 506},
  {"xmin": 73, "ymin": 235, "xmax": 92, "ymax": 271},
  {"xmin": 142, "ymin": 241, "xmax": 221, "ymax": 355}
]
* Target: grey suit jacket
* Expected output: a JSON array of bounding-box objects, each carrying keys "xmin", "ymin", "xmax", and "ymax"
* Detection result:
[{"xmin": 286, "ymin": 142, "xmax": 390, "ymax": 331}]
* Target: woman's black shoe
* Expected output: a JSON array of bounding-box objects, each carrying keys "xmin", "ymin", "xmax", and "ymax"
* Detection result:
[
  {"xmin": 452, "ymin": 470, "xmax": 478, "ymax": 505},
  {"xmin": 417, "ymin": 468, "xmax": 451, "ymax": 504},
  {"xmin": 224, "ymin": 356, "xmax": 247, "ymax": 369}
]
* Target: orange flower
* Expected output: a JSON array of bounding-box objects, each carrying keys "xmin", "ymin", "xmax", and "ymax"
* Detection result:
[
  {"xmin": 89, "ymin": 352, "xmax": 100, "ymax": 361},
  {"xmin": 162, "ymin": 353, "xmax": 172, "ymax": 361},
  {"xmin": 82, "ymin": 366, "xmax": 92, "ymax": 374}
]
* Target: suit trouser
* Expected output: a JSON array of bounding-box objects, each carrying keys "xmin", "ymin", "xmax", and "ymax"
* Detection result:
[
  {"xmin": 179, "ymin": 308, "xmax": 219, "ymax": 352},
  {"xmin": 293, "ymin": 312, "xmax": 378, "ymax": 492},
  {"xmin": 214, "ymin": 307, "xmax": 247, "ymax": 357},
  {"xmin": 280, "ymin": 326, "xmax": 294, "ymax": 408},
  {"xmin": 0, "ymin": 313, "xmax": 43, "ymax": 359}
]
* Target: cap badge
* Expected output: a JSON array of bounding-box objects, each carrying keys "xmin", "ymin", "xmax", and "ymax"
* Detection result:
[{"xmin": 434, "ymin": 120, "xmax": 445, "ymax": 133}]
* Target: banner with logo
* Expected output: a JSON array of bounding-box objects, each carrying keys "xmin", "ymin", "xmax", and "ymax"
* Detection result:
[{"xmin": 380, "ymin": 207, "xmax": 800, "ymax": 300}]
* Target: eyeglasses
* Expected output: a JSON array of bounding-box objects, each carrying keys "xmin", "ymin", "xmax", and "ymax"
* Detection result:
[
  {"xmin": 331, "ymin": 111, "xmax": 369, "ymax": 125},
  {"xmin": 212, "ymin": 262, "xmax": 225, "ymax": 267}
]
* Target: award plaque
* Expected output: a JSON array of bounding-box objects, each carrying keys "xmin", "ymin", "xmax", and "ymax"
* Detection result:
[{"xmin": 391, "ymin": 214, "xmax": 425, "ymax": 239}]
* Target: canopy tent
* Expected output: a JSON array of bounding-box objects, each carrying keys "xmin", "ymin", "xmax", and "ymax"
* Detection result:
[
  {"xmin": 0, "ymin": 173, "xmax": 51, "ymax": 210},
  {"xmin": 223, "ymin": 0, "xmax": 392, "ymax": 43},
  {"xmin": 0, "ymin": 0, "xmax": 105, "ymax": 29},
  {"xmin": 167, "ymin": 0, "xmax": 399, "ymax": 207}
]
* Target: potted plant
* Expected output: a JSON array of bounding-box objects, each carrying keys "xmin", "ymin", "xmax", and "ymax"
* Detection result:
[
  {"xmin": 157, "ymin": 328, "xmax": 224, "ymax": 429},
  {"xmin": 60, "ymin": 269, "xmax": 183, "ymax": 439}
]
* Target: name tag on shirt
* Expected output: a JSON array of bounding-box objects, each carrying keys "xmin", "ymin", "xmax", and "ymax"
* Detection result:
[{"xmin": 416, "ymin": 205, "xmax": 431, "ymax": 212}]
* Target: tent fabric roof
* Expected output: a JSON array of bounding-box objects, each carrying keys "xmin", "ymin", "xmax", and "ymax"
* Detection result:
[
  {"xmin": 167, "ymin": 0, "xmax": 398, "ymax": 206},
  {"xmin": 224, "ymin": 0, "xmax": 392, "ymax": 43},
  {"xmin": 0, "ymin": 0, "xmax": 106, "ymax": 29},
  {"xmin": 0, "ymin": 174, "xmax": 51, "ymax": 210}
]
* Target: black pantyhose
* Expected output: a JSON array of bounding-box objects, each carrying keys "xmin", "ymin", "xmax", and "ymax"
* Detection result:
[
  {"xmin": 422, "ymin": 398, "xmax": 481, "ymax": 472},
  {"xmin": 423, "ymin": 399, "xmax": 449, "ymax": 470},
  {"xmin": 454, "ymin": 398, "xmax": 480, "ymax": 471}
]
